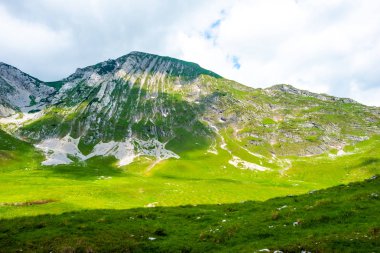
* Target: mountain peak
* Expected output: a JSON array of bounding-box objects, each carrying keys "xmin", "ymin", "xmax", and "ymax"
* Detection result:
[
  {"xmin": 0, "ymin": 62, "xmax": 55, "ymax": 116},
  {"xmin": 66, "ymin": 51, "xmax": 221, "ymax": 82},
  {"xmin": 268, "ymin": 84, "xmax": 297, "ymax": 91},
  {"xmin": 117, "ymin": 51, "xmax": 222, "ymax": 79}
]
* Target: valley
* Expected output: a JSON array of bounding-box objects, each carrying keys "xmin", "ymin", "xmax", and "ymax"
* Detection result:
[{"xmin": 0, "ymin": 52, "xmax": 379, "ymax": 252}]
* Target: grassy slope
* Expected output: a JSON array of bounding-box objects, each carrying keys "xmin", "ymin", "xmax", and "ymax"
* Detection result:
[
  {"xmin": 0, "ymin": 176, "xmax": 378, "ymax": 252},
  {"xmin": 0, "ymin": 129, "xmax": 43, "ymax": 172},
  {"xmin": 0, "ymin": 128, "xmax": 379, "ymax": 219}
]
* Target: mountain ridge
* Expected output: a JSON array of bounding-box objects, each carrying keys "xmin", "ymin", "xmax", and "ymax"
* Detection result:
[
  {"xmin": 1, "ymin": 51, "xmax": 379, "ymax": 168},
  {"xmin": 0, "ymin": 53, "xmax": 368, "ymax": 108},
  {"xmin": 0, "ymin": 62, "xmax": 55, "ymax": 117},
  {"xmin": 265, "ymin": 84, "xmax": 357, "ymax": 104}
]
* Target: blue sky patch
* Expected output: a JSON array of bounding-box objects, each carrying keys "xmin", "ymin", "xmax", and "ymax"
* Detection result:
[
  {"xmin": 211, "ymin": 19, "xmax": 221, "ymax": 29},
  {"xmin": 231, "ymin": 56, "xmax": 241, "ymax": 69}
]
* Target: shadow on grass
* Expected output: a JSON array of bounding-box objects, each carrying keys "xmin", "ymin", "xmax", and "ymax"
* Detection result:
[
  {"xmin": 359, "ymin": 158, "xmax": 380, "ymax": 166},
  {"xmin": 0, "ymin": 176, "xmax": 378, "ymax": 253},
  {"xmin": 42, "ymin": 156, "xmax": 126, "ymax": 180},
  {"xmin": 157, "ymin": 174, "xmax": 242, "ymax": 184},
  {"xmin": 347, "ymin": 157, "xmax": 380, "ymax": 170}
]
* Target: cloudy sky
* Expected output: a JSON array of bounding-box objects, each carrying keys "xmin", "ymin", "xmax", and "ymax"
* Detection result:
[{"xmin": 1, "ymin": 0, "xmax": 379, "ymax": 106}]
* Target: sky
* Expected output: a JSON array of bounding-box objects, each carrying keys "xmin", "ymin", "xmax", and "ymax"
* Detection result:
[{"xmin": 0, "ymin": 0, "xmax": 379, "ymax": 106}]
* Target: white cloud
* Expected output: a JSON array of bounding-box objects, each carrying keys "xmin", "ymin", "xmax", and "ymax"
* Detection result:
[
  {"xmin": 0, "ymin": 0, "xmax": 225, "ymax": 79},
  {"xmin": 0, "ymin": 5, "xmax": 73, "ymax": 79},
  {"xmin": 0, "ymin": 0, "xmax": 379, "ymax": 106},
  {"xmin": 349, "ymin": 81, "xmax": 380, "ymax": 107},
  {"xmin": 172, "ymin": 0, "xmax": 380, "ymax": 106},
  {"xmin": 0, "ymin": 6, "xmax": 71, "ymax": 52}
]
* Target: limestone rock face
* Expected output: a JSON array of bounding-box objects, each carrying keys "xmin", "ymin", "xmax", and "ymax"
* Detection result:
[{"xmin": 0, "ymin": 63, "xmax": 55, "ymax": 116}]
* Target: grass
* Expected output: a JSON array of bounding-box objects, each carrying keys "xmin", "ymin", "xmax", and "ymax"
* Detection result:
[
  {"xmin": 286, "ymin": 136, "xmax": 380, "ymax": 187},
  {"xmin": 0, "ymin": 129, "xmax": 379, "ymax": 220},
  {"xmin": 1, "ymin": 113, "xmax": 379, "ymax": 251},
  {"xmin": 0, "ymin": 129, "xmax": 43, "ymax": 173},
  {"xmin": 0, "ymin": 176, "xmax": 378, "ymax": 252}
]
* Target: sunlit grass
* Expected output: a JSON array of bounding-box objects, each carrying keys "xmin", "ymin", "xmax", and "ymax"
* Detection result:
[
  {"xmin": 0, "ymin": 176, "xmax": 378, "ymax": 252},
  {"xmin": 0, "ymin": 131, "xmax": 379, "ymax": 219}
]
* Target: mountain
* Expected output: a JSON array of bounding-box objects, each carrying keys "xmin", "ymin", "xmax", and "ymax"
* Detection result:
[
  {"xmin": 1, "ymin": 52, "xmax": 379, "ymax": 253},
  {"xmin": 0, "ymin": 62, "xmax": 56, "ymax": 116},
  {"xmin": 0, "ymin": 51, "xmax": 379, "ymax": 169}
]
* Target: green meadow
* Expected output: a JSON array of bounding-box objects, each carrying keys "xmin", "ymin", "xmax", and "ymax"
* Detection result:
[
  {"xmin": 0, "ymin": 174, "xmax": 378, "ymax": 252},
  {"xmin": 1, "ymin": 128, "xmax": 379, "ymax": 219}
]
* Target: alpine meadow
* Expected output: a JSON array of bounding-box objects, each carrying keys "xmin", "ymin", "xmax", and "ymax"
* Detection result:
[{"xmin": 0, "ymin": 51, "xmax": 379, "ymax": 252}]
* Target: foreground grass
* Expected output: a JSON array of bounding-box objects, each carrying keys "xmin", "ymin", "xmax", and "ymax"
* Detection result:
[{"xmin": 0, "ymin": 176, "xmax": 378, "ymax": 252}]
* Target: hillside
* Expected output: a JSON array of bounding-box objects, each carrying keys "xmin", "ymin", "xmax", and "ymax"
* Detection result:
[
  {"xmin": 0, "ymin": 176, "xmax": 378, "ymax": 252},
  {"xmin": 0, "ymin": 52, "xmax": 379, "ymax": 253},
  {"xmin": 1, "ymin": 52, "xmax": 379, "ymax": 168},
  {"xmin": 0, "ymin": 52, "xmax": 379, "ymax": 219}
]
